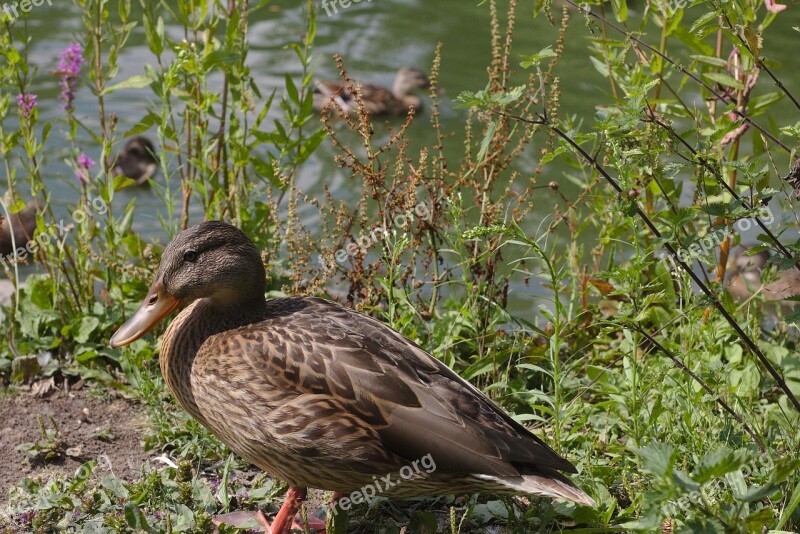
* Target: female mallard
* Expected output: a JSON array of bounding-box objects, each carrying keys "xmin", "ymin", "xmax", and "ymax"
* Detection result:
[
  {"xmin": 313, "ymin": 67, "xmax": 431, "ymax": 116},
  {"xmin": 728, "ymin": 246, "xmax": 800, "ymax": 303},
  {"xmin": 0, "ymin": 202, "xmax": 37, "ymax": 256},
  {"xmin": 110, "ymin": 222, "xmax": 593, "ymax": 533},
  {"xmin": 112, "ymin": 136, "xmax": 159, "ymax": 184}
]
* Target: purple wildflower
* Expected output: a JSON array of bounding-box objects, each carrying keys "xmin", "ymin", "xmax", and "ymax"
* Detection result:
[
  {"xmin": 17, "ymin": 93, "xmax": 37, "ymax": 119},
  {"xmin": 75, "ymin": 152, "xmax": 96, "ymax": 184},
  {"xmin": 209, "ymin": 478, "xmax": 221, "ymax": 491},
  {"xmin": 17, "ymin": 509, "xmax": 36, "ymax": 525},
  {"xmin": 58, "ymin": 43, "xmax": 84, "ymax": 111}
]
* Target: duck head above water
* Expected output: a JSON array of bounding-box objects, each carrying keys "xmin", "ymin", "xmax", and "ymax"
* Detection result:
[
  {"xmin": 112, "ymin": 136, "xmax": 159, "ymax": 184},
  {"xmin": 110, "ymin": 221, "xmax": 266, "ymax": 347},
  {"xmin": 392, "ymin": 67, "xmax": 430, "ymax": 98}
]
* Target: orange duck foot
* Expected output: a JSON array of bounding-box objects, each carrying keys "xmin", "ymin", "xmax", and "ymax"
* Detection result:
[{"xmin": 212, "ymin": 487, "xmax": 326, "ymax": 534}]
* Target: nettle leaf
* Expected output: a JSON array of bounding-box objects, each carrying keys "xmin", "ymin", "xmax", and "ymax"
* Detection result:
[
  {"xmin": 700, "ymin": 202, "xmax": 729, "ymax": 217},
  {"xmin": 454, "ymin": 89, "xmax": 485, "ymax": 108},
  {"xmin": 672, "ymin": 470, "xmax": 701, "ymax": 492},
  {"xmin": 476, "ymin": 120, "xmax": 498, "ymax": 164},
  {"xmin": 635, "ymin": 442, "xmax": 675, "ymax": 478},
  {"xmin": 539, "ymin": 145, "xmax": 565, "ymax": 165},
  {"xmin": 737, "ymin": 482, "xmax": 779, "ymax": 502},
  {"xmin": 494, "ymin": 85, "xmax": 526, "ymax": 106},
  {"xmin": 690, "ymin": 10, "xmax": 720, "ymax": 34},
  {"xmin": 693, "ymin": 447, "xmax": 748, "ymax": 484},
  {"xmin": 520, "ymin": 46, "xmax": 557, "ymax": 68},
  {"xmin": 785, "ymin": 307, "xmax": 800, "ymax": 324},
  {"xmin": 455, "ymin": 84, "xmax": 525, "ymax": 109},
  {"xmin": 772, "ymin": 458, "xmax": 800, "ymax": 483}
]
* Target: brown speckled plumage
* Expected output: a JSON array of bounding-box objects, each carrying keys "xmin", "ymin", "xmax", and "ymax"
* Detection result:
[
  {"xmin": 0, "ymin": 202, "xmax": 37, "ymax": 256},
  {"xmin": 112, "ymin": 221, "xmax": 593, "ymax": 517},
  {"xmin": 313, "ymin": 67, "xmax": 430, "ymax": 117}
]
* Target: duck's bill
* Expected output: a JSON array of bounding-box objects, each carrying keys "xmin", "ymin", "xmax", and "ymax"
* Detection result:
[{"xmin": 109, "ymin": 280, "xmax": 181, "ymax": 348}]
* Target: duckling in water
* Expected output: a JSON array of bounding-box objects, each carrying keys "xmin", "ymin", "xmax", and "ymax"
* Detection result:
[
  {"xmin": 313, "ymin": 67, "xmax": 431, "ymax": 116},
  {"xmin": 112, "ymin": 136, "xmax": 159, "ymax": 184},
  {"xmin": 0, "ymin": 202, "xmax": 37, "ymax": 257},
  {"xmin": 727, "ymin": 246, "xmax": 800, "ymax": 304}
]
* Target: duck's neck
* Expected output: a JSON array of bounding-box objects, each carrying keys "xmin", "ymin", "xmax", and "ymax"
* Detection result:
[
  {"xmin": 159, "ymin": 295, "xmax": 267, "ymax": 423},
  {"xmin": 392, "ymin": 77, "xmax": 409, "ymax": 98}
]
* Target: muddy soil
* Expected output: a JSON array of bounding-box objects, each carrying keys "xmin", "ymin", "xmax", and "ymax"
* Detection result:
[{"xmin": 0, "ymin": 386, "xmax": 152, "ymax": 496}]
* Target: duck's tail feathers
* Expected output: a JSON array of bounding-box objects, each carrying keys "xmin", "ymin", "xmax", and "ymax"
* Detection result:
[{"xmin": 477, "ymin": 468, "xmax": 595, "ymax": 506}]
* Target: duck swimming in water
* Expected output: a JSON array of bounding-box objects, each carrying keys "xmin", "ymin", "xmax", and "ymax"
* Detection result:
[
  {"xmin": 313, "ymin": 67, "xmax": 431, "ymax": 116},
  {"xmin": 0, "ymin": 202, "xmax": 37, "ymax": 257},
  {"xmin": 110, "ymin": 222, "xmax": 593, "ymax": 533},
  {"xmin": 112, "ymin": 136, "xmax": 159, "ymax": 184}
]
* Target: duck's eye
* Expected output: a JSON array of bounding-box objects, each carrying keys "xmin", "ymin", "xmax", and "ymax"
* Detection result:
[{"xmin": 183, "ymin": 250, "xmax": 199, "ymax": 263}]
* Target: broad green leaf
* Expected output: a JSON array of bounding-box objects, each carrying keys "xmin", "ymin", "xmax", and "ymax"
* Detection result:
[
  {"xmin": 101, "ymin": 75, "xmax": 153, "ymax": 95},
  {"xmin": 703, "ymin": 72, "xmax": 744, "ymax": 90}
]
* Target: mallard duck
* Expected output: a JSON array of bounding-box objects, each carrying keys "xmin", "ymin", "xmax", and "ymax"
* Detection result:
[
  {"xmin": 112, "ymin": 136, "xmax": 159, "ymax": 184},
  {"xmin": 110, "ymin": 222, "xmax": 593, "ymax": 533},
  {"xmin": 313, "ymin": 67, "xmax": 431, "ymax": 116},
  {"xmin": 728, "ymin": 246, "xmax": 800, "ymax": 303},
  {"xmin": 0, "ymin": 202, "xmax": 37, "ymax": 257}
]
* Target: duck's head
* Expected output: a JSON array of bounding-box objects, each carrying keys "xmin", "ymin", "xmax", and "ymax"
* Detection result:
[
  {"xmin": 110, "ymin": 221, "xmax": 266, "ymax": 348},
  {"xmin": 393, "ymin": 67, "xmax": 431, "ymax": 96},
  {"xmin": 113, "ymin": 136, "xmax": 159, "ymax": 183}
]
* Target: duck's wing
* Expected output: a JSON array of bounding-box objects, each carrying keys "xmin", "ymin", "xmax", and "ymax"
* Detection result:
[
  {"xmin": 313, "ymin": 80, "xmax": 353, "ymax": 114},
  {"xmin": 221, "ymin": 297, "xmax": 576, "ymax": 479},
  {"xmin": 356, "ymin": 84, "xmax": 405, "ymax": 115}
]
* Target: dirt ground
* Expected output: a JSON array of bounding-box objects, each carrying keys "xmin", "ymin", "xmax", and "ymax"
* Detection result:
[{"xmin": 0, "ymin": 386, "xmax": 152, "ymax": 496}]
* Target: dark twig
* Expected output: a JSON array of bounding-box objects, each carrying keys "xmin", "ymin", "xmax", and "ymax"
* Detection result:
[
  {"xmin": 644, "ymin": 110, "xmax": 800, "ymax": 274},
  {"xmin": 717, "ymin": 10, "xmax": 800, "ymax": 113},
  {"xmin": 634, "ymin": 326, "xmax": 767, "ymax": 453},
  {"xmin": 562, "ymin": 0, "xmax": 790, "ymax": 153},
  {"xmin": 498, "ymin": 109, "xmax": 800, "ymax": 413}
]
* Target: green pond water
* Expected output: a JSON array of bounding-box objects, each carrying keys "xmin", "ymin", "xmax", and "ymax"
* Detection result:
[{"xmin": 7, "ymin": 0, "xmax": 800, "ymax": 310}]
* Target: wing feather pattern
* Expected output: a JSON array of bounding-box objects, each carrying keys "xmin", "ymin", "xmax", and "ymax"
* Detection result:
[{"xmin": 199, "ymin": 297, "xmax": 578, "ymax": 484}]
